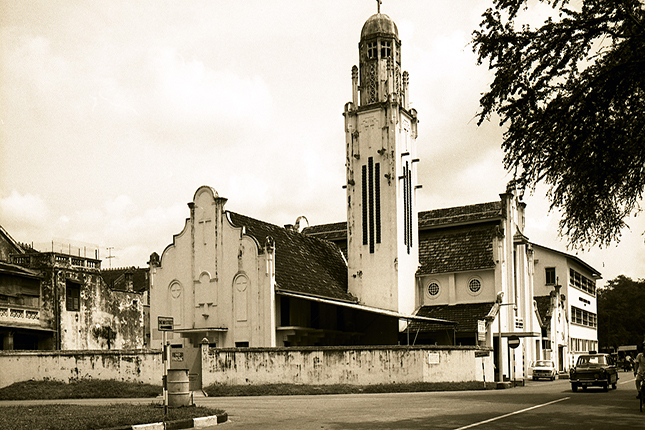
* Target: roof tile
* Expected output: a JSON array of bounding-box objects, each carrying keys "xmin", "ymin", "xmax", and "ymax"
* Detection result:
[
  {"xmin": 410, "ymin": 303, "xmax": 496, "ymax": 332},
  {"xmin": 228, "ymin": 212, "xmax": 354, "ymax": 302}
]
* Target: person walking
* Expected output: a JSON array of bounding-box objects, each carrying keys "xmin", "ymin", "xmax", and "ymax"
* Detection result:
[{"xmin": 634, "ymin": 342, "xmax": 645, "ymax": 398}]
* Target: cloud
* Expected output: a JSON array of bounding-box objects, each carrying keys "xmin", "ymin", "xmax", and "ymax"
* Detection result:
[
  {"xmin": 146, "ymin": 48, "xmax": 273, "ymax": 128},
  {"xmin": 0, "ymin": 190, "xmax": 50, "ymax": 228}
]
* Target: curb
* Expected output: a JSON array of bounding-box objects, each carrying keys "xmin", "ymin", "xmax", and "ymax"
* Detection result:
[{"xmin": 104, "ymin": 413, "xmax": 228, "ymax": 430}]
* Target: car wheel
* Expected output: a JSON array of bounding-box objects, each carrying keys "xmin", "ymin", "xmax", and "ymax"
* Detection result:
[
  {"xmin": 612, "ymin": 382, "xmax": 617, "ymax": 390},
  {"xmin": 571, "ymin": 383, "xmax": 578, "ymax": 392},
  {"xmin": 603, "ymin": 381, "xmax": 609, "ymax": 392}
]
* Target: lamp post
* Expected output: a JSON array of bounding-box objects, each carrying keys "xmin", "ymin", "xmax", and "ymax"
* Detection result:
[{"xmin": 496, "ymin": 292, "xmax": 516, "ymax": 383}]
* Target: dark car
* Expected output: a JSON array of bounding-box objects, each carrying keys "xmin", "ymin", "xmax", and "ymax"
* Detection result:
[{"xmin": 570, "ymin": 352, "xmax": 618, "ymax": 392}]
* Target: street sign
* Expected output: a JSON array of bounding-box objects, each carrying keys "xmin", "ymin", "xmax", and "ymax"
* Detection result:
[
  {"xmin": 477, "ymin": 320, "xmax": 486, "ymax": 341},
  {"xmin": 508, "ymin": 335, "xmax": 520, "ymax": 349},
  {"xmin": 158, "ymin": 316, "xmax": 174, "ymax": 331}
]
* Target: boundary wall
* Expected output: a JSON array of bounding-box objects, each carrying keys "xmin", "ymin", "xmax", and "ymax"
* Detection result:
[
  {"xmin": 202, "ymin": 345, "xmax": 494, "ymax": 387},
  {"xmin": 0, "ymin": 350, "xmax": 162, "ymax": 388}
]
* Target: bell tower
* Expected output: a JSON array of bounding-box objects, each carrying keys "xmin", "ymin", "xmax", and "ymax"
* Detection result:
[{"xmin": 343, "ymin": 9, "xmax": 419, "ymax": 315}]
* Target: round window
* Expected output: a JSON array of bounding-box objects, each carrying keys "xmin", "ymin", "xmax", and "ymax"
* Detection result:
[
  {"xmin": 427, "ymin": 282, "xmax": 440, "ymax": 296},
  {"xmin": 468, "ymin": 279, "xmax": 482, "ymax": 294}
]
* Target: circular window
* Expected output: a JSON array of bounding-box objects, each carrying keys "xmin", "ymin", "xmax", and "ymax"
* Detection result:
[
  {"xmin": 468, "ymin": 278, "xmax": 482, "ymax": 294},
  {"xmin": 427, "ymin": 282, "xmax": 440, "ymax": 296}
]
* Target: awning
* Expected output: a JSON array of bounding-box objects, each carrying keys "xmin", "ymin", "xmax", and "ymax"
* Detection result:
[
  {"xmin": 0, "ymin": 323, "xmax": 56, "ymax": 332},
  {"xmin": 277, "ymin": 290, "xmax": 455, "ymax": 324},
  {"xmin": 172, "ymin": 327, "xmax": 228, "ymax": 333}
]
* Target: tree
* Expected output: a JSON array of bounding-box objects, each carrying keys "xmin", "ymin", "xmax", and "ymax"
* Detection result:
[
  {"xmin": 597, "ymin": 275, "xmax": 645, "ymax": 349},
  {"xmin": 472, "ymin": 0, "xmax": 645, "ymax": 247}
]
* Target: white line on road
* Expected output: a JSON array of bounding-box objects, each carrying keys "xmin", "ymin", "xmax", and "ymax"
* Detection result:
[{"xmin": 454, "ymin": 397, "xmax": 571, "ymax": 430}]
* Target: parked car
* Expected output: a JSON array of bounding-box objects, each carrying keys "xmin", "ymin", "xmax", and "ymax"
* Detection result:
[
  {"xmin": 570, "ymin": 352, "xmax": 618, "ymax": 392},
  {"xmin": 531, "ymin": 360, "xmax": 557, "ymax": 381}
]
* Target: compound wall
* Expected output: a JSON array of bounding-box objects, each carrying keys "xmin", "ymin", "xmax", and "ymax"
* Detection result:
[
  {"xmin": 0, "ymin": 350, "xmax": 162, "ymax": 388},
  {"xmin": 202, "ymin": 345, "xmax": 494, "ymax": 387}
]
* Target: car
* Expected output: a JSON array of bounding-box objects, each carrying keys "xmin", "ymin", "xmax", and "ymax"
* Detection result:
[
  {"xmin": 531, "ymin": 360, "xmax": 557, "ymax": 381},
  {"xmin": 569, "ymin": 352, "xmax": 619, "ymax": 392}
]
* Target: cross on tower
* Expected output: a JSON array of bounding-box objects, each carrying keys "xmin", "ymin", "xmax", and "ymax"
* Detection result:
[{"xmin": 376, "ymin": 0, "xmax": 382, "ymax": 13}]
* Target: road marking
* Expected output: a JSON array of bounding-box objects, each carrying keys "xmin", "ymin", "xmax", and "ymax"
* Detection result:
[{"xmin": 454, "ymin": 397, "xmax": 570, "ymax": 430}]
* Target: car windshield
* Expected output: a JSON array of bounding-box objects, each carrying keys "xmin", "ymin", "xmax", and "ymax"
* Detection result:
[
  {"xmin": 577, "ymin": 355, "xmax": 607, "ymax": 366},
  {"xmin": 535, "ymin": 361, "xmax": 554, "ymax": 367}
]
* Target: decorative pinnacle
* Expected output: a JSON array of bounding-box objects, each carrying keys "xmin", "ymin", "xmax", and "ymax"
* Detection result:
[{"xmin": 377, "ymin": 0, "xmax": 382, "ymax": 14}]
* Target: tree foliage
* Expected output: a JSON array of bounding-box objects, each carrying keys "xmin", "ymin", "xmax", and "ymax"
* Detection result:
[
  {"xmin": 597, "ymin": 275, "xmax": 645, "ymax": 349},
  {"xmin": 473, "ymin": 0, "xmax": 645, "ymax": 247}
]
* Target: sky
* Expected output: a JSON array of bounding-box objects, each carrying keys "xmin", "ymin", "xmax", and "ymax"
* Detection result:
[{"xmin": 1, "ymin": 0, "xmax": 643, "ymax": 284}]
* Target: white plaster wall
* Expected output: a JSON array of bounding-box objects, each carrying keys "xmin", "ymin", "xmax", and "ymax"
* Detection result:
[
  {"xmin": 0, "ymin": 350, "xmax": 163, "ymax": 388},
  {"xmin": 202, "ymin": 346, "xmax": 494, "ymax": 387}
]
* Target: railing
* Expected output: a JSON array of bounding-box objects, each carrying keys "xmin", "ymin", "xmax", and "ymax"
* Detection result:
[
  {"xmin": 11, "ymin": 253, "xmax": 101, "ymax": 270},
  {"xmin": 0, "ymin": 306, "xmax": 40, "ymax": 325}
]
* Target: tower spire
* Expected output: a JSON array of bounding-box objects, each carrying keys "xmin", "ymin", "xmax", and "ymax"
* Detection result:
[{"xmin": 377, "ymin": 0, "xmax": 382, "ymax": 14}]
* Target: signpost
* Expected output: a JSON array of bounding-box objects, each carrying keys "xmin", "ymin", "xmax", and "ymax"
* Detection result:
[
  {"xmin": 477, "ymin": 320, "xmax": 486, "ymax": 342},
  {"xmin": 158, "ymin": 316, "xmax": 174, "ymax": 419},
  {"xmin": 508, "ymin": 335, "xmax": 520, "ymax": 349}
]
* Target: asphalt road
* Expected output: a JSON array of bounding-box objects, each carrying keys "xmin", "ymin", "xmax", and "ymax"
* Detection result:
[{"xmin": 195, "ymin": 372, "xmax": 644, "ymax": 429}]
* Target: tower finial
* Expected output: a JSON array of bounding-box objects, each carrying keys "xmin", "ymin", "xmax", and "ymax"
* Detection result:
[{"xmin": 377, "ymin": 0, "xmax": 382, "ymax": 14}]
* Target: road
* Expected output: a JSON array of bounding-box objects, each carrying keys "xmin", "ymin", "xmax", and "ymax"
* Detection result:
[{"xmin": 196, "ymin": 372, "xmax": 644, "ymax": 429}]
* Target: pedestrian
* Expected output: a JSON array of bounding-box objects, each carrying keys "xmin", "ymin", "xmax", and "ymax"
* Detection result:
[{"xmin": 634, "ymin": 343, "xmax": 645, "ymax": 398}]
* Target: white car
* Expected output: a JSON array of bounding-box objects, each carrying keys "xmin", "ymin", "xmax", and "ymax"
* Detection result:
[{"xmin": 531, "ymin": 360, "xmax": 557, "ymax": 381}]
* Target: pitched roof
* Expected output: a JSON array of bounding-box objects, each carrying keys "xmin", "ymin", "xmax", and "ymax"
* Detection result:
[
  {"xmin": 409, "ymin": 302, "xmax": 496, "ymax": 333},
  {"xmin": 302, "ymin": 221, "xmax": 348, "ymax": 242},
  {"xmin": 418, "ymin": 201, "xmax": 503, "ymax": 230},
  {"xmin": 417, "ymin": 225, "xmax": 497, "ymax": 275},
  {"xmin": 534, "ymin": 295, "xmax": 553, "ymax": 327},
  {"xmin": 101, "ymin": 267, "xmax": 149, "ymax": 292},
  {"xmin": 227, "ymin": 212, "xmax": 354, "ymax": 302},
  {"xmin": 304, "ymin": 201, "xmax": 503, "ymax": 239},
  {"xmin": 0, "ymin": 261, "xmax": 42, "ymax": 279},
  {"xmin": 531, "ymin": 242, "xmax": 602, "ymax": 279}
]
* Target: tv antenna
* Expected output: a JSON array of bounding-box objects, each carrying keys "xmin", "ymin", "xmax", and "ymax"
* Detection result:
[{"xmin": 106, "ymin": 247, "xmax": 116, "ymax": 268}]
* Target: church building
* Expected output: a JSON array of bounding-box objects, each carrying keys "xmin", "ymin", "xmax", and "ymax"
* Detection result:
[{"xmin": 149, "ymin": 9, "xmax": 600, "ymax": 386}]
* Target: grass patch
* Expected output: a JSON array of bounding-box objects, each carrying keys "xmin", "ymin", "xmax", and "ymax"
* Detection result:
[
  {"xmin": 0, "ymin": 404, "xmax": 223, "ymax": 430},
  {"xmin": 204, "ymin": 381, "xmax": 496, "ymax": 397},
  {"xmin": 0, "ymin": 380, "xmax": 162, "ymax": 400}
]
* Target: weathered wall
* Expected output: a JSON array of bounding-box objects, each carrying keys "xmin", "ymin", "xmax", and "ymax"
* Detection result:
[
  {"xmin": 202, "ymin": 346, "xmax": 494, "ymax": 386},
  {"xmin": 0, "ymin": 350, "xmax": 162, "ymax": 388}
]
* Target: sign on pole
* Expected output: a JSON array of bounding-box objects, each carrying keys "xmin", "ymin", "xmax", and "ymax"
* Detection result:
[
  {"xmin": 158, "ymin": 316, "xmax": 174, "ymax": 331},
  {"xmin": 477, "ymin": 320, "xmax": 486, "ymax": 342},
  {"xmin": 508, "ymin": 335, "xmax": 520, "ymax": 349}
]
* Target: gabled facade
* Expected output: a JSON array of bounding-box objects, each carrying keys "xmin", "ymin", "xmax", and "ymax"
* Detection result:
[
  {"xmin": 149, "ymin": 186, "xmax": 447, "ymax": 389},
  {"xmin": 532, "ymin": 243, "xmax": 601, "ymax": 371}
]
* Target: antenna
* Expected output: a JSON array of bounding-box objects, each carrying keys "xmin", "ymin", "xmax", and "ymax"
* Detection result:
[{"xmin": 106, "ymin": 247, "xmax": 116, "ymax": 268}]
